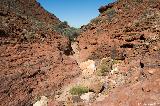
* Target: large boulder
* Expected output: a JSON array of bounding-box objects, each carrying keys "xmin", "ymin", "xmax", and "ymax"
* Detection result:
[{"xmin": 79, "ymin": 60, "xmax": 96, "ymax": 78}]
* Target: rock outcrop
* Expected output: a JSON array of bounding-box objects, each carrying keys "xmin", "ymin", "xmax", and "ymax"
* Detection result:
[
  {"xmin": 77, "ymin": 0, "xmax": 160, "ymax": 105},
  {"xmin": 0, "ymin": 0, "xmax": 80, "ymax": 106}
]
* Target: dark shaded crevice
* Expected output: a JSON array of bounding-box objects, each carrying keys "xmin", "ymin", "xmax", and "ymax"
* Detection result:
[
  {"xmin": 57, "ymin": 41, "xmax": 74, "ymax": 56},
  {"xmin": 25, "ymin": 70, "xmax": 41, "ymax": 78},
  {"xmin": 120, "ymin": 43, "xmax": 134, "ymax": 48},
  {"xmin": 140, "ymin": 35, "xmax": 145, "ymax": 40},
  {"xmin": 99, "ymin": 85, "xmax": 105, "ymax": 93},
  {"xmin": 89, "ymin": 89, "xmax": 95, "ymax": 92},
  {"xmin": 0, "ymin": 12, "xmax": 8, "ymax": 16},
  {"xmin": 84, "ymin": 47, "xmax": 88, "ymax": 49},
  {"xmin": 63, "ymin": 42, "xmax": 74, "ymax": 56},
  {"xmin": 41, "ymin": 33, "xmax": 46, "ymax": 38},
  {"xmin": 28, "ymin": 88, "xmax": 34, "ymax": 94},
  {"xmin": 0, "ymin": 29, "xmax": 8, "ymax": 37},
  {"xmin": 140, "ymin": 62, "xmax": 144, "ymax": 68}
]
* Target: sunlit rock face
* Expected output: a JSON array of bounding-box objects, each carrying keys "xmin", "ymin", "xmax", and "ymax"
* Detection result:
[
  {"xmin": 79, "ymin": 60, "xmax": 96, "ymax": 78},
  {"xmin": 77, "ymin": 0, "xmax": 160, "ymax": 105},
  {"xmin": 0, "ymin": 0, "xmax": 80, "ymax": 106}
]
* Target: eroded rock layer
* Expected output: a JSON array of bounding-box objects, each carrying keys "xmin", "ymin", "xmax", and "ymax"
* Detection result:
[
  {"xmin": 0, "ymin": 0, "xmax": 80, "ymax": 105},
  {"xmin": 77, "ymin": 0, "xmax": 160, "ymax": 105}
]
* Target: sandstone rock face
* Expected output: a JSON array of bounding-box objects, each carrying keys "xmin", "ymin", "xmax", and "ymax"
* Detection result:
[
  {"xmin": 79, "ymin": 60, "xmax": 96, "ymax": 70},
  {"xmin": 79, "ymin": 60, "xmax": 96, "ymax": 78},
  {"xmin": 0, "ymin": 0, "xmax": 80, "ymax": 106}
]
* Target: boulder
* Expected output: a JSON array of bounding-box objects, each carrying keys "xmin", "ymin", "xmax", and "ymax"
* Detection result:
[
  {"xmin": 80, "ymin": 92, "xmax": 96, "ymax": 102},
  {"xmin": 79, "ymin": 60, "xmax": 96, "ymax": 78},
  {"xmin": 33, "ymin": 96, "xmax": 48, "ymax": 106}
]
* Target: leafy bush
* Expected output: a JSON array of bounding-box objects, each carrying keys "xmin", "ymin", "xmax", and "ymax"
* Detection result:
[
  {"xmin": 56, "ymin": 21, "xmax": 68, "ymax": 29},
  {"xmin": 96, "ymin": 62, "xmax": 113, "ymax": 76},
  {"xmin": 20, "ymin": 31, "xmax": 35, "ymax": 42},
  {"xmin": 96, "ymin": 58, "xmax": 112, "ymax": 76},
  {"xmin": 63, "ymin": 27, "xmax": 81, "ymax": 41},
  {"xmin": 90, "ymin": 18, "xmax": 101, "ymax": 24},
  {"xmin": 105, "ymin": 8, "xmax": 116, "ymax": 22},
  {"xmin": 54, "ymin": 21, "xmax": 81, "ymax": 42},
  {"xmin": 54, "ymin": 21, "xmax": 68, "ymax": 34},
  {"xmin": 69, "ymin": 86, "xmax": 89, "ymax": 95},
  {"xmin": 96, "ymin": 65, "xmax": 110, "ymax": 76}
]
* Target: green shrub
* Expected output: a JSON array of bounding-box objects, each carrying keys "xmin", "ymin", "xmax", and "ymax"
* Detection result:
[
  {"xmin": 96, "ymin": 58, "xmax": 112, "ymax": 76},
  {"xmin": 69, "ymin": 86, "xmax": 89, "ymax": 95},
  {"xmin": 54, "ymin": 21, "xmax": 68, "ymax": 34},
  {"xmin": 54, "ymin": 21, "xmax": 81, "ymax": 42},
  {"xmin": 57, "ymin": 21, "xmax": 68, "ymax": 29},
  {"xmin": 96, "ymin": 65, "xmax": 110, "ymax": 76},
  {"xmin": 90, "ymin": 18, "xmax": 101, "ymax": 24},
  {"xmin": 105, "ymin": 8, "xmax": 116, "ymax": 22},
  {"xmin": 63, "ymin": 27, "xmax": 81, "ymax": 41}
]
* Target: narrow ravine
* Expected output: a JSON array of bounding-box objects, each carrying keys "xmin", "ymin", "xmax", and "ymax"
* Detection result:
[{"xmin": 51, "ymin": 42, "xmax": 115, "ymax": 105}]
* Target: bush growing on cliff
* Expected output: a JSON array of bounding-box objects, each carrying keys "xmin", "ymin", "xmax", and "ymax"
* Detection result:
[
  {"xmin": 63, "ymin": 27, "xmax": 81, "ymax": 41},
  {"xmin": 54, "ymin": 21, "xmax": 81, "ymax": 41},
  {"xmin": 56, "ymin": 21, "xmax": 68, "ymax": 29},
  {"xmin": 90, "ymin": 18, "xmax": 101, "ymax": 24},
  {"xmin": 105, "ymin": 8, "xmax": 116, "ymax": 22},
  {"xmin": 54, "ymin": 21, "xmax": 68, "ymax": 34}
]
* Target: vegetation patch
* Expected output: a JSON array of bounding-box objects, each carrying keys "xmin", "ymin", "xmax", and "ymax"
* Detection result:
[
  {"xmin": 112, "ymin": 59, "xmax": 120, "ymax": 65},
  {"xmin": 96, "ymin": 58, "xmax": 112, "ymax": 76},
  {"xmin": 96, "ymin": 57, "xmax": 121, "ymax": 76},
  {"xmin": 96, "ymin": 65, "xmax": 110, "ymax": 76},
  {"xmin": 90, "ymin": 17, "xmax": 101, "ymax": 24},
  {"xmin": 54, "ymin": 21, "xmax": 81, "ymax": 42},
  {"xmin": 105, "ymin": 8, "xmax": 116, "ymax": 22},
  {"xmin": 69, "ymin": 86, "xmax": 89, "ymax": 95}
]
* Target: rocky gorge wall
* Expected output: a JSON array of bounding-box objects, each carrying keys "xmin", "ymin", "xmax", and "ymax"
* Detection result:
[
  {"xmin": 0, "ymin": 0, "xmax": 160, "ymax": 106},
  {"xmin": 0, "ymin": 0, "xmax": 80, "ymax": 105},
  {"xmin": 77, "ymin": 0, "xmax": 160, "ymax": 105}
]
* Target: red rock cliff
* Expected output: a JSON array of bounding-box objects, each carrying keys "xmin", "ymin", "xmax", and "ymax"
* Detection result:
[{"xmin": 0, "ymin": 0, "xmax": 80, "ymax": 105}]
